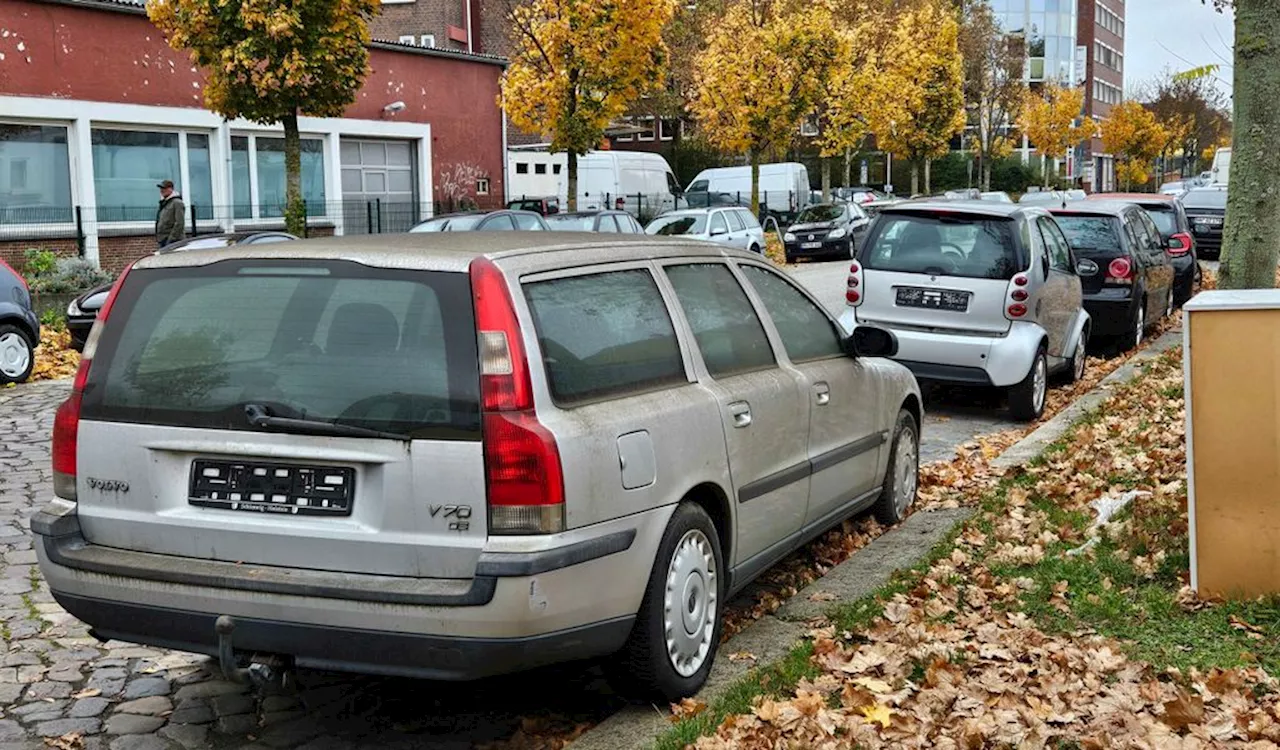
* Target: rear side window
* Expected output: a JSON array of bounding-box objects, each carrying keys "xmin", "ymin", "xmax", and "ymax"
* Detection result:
[
  {"xmin": 481, "ymin": 215, "xmax": 517, "ymax": 231},
  {"xmin": 739, "ymin": 210, "xmax": 760, "ymax": 229},
  {"xmin": 725, "ymin": 211, "xmax": 745, "ymax": 232},
  {"xmin": 709, "ymin": 213, "xmax": 728, "ymax": 235},
  {"xmin": 861, "ymin": 213, "xmax": 1021, "ymax": 280},
  {"xmin": 524, "ymin": 270, "xmax": 685, "ymax": 405},
  {"xmin": 84, "ymin": 261, "xmax": 480, "ymax": 439},
  {"xmin": 740, "ymin": 266, "xmax": 842, "ymax": 362},
  {"xmin": 513, "ymin": 213, "xmax": 544, "ymax": 231},
  {"xmin": 665, "ymin": 264, "xmax": 775, "ymax": 378},
  {"xmin": 598, "ymin": 216, "xmax": 619, "ymax": 233}
]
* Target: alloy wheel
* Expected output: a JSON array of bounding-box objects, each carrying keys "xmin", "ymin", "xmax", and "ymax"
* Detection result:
[
  {"xmin": 1073, "ymin": 335, "xmax": 1087, "ymax": 381},
  {"xmin": 1032, "ymin": 355, "xmax": 1047, "ymax": 414}
]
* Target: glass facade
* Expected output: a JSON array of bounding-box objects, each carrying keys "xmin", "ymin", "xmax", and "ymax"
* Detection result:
[
  {"xmin": 229, "ymin": 135, "xmax": 327, "ymax": 219},
  {"xmin": 0, "ymin": 124, "xmax": 73, "ymax": 225},
  {"xmin": 91, "ymin": 129, "xmax": 215, "ymax": 223},
  {"xmin": 988, "ymin": 0, "xmax": 1079, "ymax": 85}
]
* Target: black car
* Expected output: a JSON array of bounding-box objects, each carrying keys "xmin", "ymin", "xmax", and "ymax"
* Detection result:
[
  {"xmin": 0, "ymin": 258, "xmax": 39, "ymax": 384},
  {"xmin": 410, "ymin": 210, "xmax": 550, "ymax": 233},
  {"xmin": 1090, "ymin": 193, "xmax": 1201, "ymax": 306},
  {"xmin": 783, "ymin": 202, "xmax": 872, "ymax": 262},
  {"xmin": 1182, "ymin": 185, "xmax": 1228, "ymax": 259},
  {"xmin": 544, "ymin": 210, "xmax": 644, "ymax": 233},
  {"xmin": 1051, "ymin": 202, "xmax": 1177, "ymax": 351},
  {"xmin": 67, "ymin": 231, "xmax": 298, "ymax": 352}
]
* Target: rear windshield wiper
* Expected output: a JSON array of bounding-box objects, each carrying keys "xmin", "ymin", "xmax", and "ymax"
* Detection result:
[{"xmin": 243, "ymin": 403, "xmax": 405, "ymax": 441}]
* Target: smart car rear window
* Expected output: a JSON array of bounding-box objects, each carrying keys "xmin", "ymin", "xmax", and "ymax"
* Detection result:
[{"xmin": 860, "ymin": 213, "xmax": 1023, "ymax": 280}]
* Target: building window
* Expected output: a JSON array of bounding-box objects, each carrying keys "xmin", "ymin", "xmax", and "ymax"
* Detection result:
[
  {"xmin": 0, "ymin": 124, "xmax": 72, "ymax": 225},
  {"xmin": 516, "ymin": 162, "xmax": 529, "ymax": 174},
  {"xmin": 476, "ymin": 178, "xmax": 490, "ymax": 196},
  {"xmin": 660, "ymin": 119, "xmax": 678, "ymax": 141},
  {"xmin": 398, "ymin": 35, "xmax": 416, "ymax": 45},
  {"xmin": 615, "ymin": 132, "xmax": 634, "ymax": 142},
  {"xmin": 535, "ymin": 163, "xmax": 547, "ymax": 174},
  {"xmin": 91, "ymin": 129, "xmax": 182, "ymax": 222},
  {"xmin": 553, "ymin": 164, "xmax": 562, "ymax": 174},
  {"xmin": 255, "ymin": 137, "xmax": 326, "ymax": 218},
  {"xmin": 637, "ymin": 119, "xmax": 655, "ymax": 141},
  {"xmin": 420, "ymin": 34, "xmax": 435, "ymax": 48}
]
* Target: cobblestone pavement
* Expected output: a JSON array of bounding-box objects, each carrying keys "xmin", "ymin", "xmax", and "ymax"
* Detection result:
[{"xmin": 0, "ymin": 382, "xmax": 624, "ymax": 749}]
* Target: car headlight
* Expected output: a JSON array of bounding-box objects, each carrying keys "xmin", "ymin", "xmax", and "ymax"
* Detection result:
[
  {"xmin": 784, "ymin": 232, "xmax": 796, "ymax": 242},
  {"xmin": 828, "ymin": 227, "xmax": 848, "ymax": 239},
  {"xmin": 67, "ymin": 299, "xmax": 82, "ymax": 316}
]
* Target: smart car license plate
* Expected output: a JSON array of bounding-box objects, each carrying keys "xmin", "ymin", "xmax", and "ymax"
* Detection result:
[
  {"xmin": 189, "ymin": 459, "xmax": 355, "ymax": 516},
  {"xmin": 895, "ymin": 286, "xmax": 971, "ymax": 312},
  {"xmin": 801, "ymin": 242, "xmax": 822, "ymax": 249}
]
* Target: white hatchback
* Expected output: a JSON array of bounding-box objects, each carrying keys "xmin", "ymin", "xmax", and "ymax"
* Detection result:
[{"xmin": 646, "ymin": 207, "xmax": 766, "ymax": 254}]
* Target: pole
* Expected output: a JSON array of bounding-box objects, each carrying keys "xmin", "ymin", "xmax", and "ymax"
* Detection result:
[{"xmin": 75, "ymin": 206, "xmax": 85, "ymax": 258}]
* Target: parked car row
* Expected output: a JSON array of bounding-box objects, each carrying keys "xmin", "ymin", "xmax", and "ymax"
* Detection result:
[{"xmin": 0, "ymin": 258, "xmax": 40, "ymax": 384}]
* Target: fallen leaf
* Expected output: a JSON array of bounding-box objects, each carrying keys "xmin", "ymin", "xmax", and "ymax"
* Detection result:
[
  {"xmin": 727, "ymin": 651, "xmax": 757, "ymax": 663},
  {"xmin": 670, "ymin": 697, "xmax": 707, "ymax": 721},
  {"xmin": 70, "ymin": 688, "xmax": 100, "ymax": 699},
  {"xmin": 808, "ymin": 591, "xmax": 837, "ymax": 602},
  {"xmin": 1161, "ymin": 689, "xmax": 1205, "ymax": 731},
  {"xmin": 43, "ymin": 732, "xmax": 84, "ymax": 750},
  {"xmin": 859, "ymin": 702, "xmax": 893, "ymax": 728}
]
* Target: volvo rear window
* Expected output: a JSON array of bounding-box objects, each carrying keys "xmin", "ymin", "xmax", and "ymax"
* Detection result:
[
  {"xmin": 1054, "ymin": 216, "xmax": 1123, "ymax": 257},
  {"xmin": 860, "ymin": 213, "xmax": 1023, "ymax": 280},
  {"xmin": 82, "ymin": 260, "xmax": 480, "ymax": 440}
]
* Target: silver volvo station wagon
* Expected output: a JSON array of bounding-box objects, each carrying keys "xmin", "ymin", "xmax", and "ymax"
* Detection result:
[{"xmin": 33, "ymin": 233, "xmax": 921, "ymax": 700}]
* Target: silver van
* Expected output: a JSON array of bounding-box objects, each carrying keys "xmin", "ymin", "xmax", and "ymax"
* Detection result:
[
  {"xmin": 840, "ymin": 201, "xmax": 1089, "ymax": 421},
  {"xmin": 34, "ymin": 234, "xmax": 920, "ymax": 700}
]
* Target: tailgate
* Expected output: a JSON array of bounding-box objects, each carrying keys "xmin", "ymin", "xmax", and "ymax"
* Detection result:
[
  {"xmin": 857, "ymin": 269, "xmax": 1012, "ymax": 335},
  {"xmin": 76, "ymin": 259, "xmax": 486, "ymax": 579}
]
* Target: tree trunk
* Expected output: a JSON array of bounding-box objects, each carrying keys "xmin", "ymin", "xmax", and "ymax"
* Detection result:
[
  {"xmin": 924, "ymin": 159, "xmax": 932, "ymax": 195},
  {"xmin": 844, "ymin": 149, "xmax": 852, "ymax": 186},
  {"xmin": 567, "ymin": 151, "xmax": 578, "ymax": 212},
  {"xmin": 1220, "ymin": 0, "xmax": 1280, "ymax": 290},
  {"xmin": 821, "ymin": 158, "xmax": 831, "ymax": 202},
  {"xmin": 750, "ymin": 150, "xmax": 761, "ymax": 218},
  {"xmin": 282, "ymin": 112, "xmax": 305, "ymax": 236},
  {"xmin": 910, "ymin": 163, "xmax": 919, "ymax": 196},
  {"xmin": 983, "ymin": 163, "xmax": 992, "ymax": 192},
  {"xmin": 1043, "ymin": 154, "xmax": 1050, "ymax": 189}
]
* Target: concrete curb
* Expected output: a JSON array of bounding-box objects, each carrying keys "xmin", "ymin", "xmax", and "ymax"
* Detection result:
[{"xmin": 570, "ymin": 327, "xmax": 1184, "ymax": 750}]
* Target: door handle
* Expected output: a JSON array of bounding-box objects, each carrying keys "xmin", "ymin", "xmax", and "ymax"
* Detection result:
[
  {"xmin": 729, "ymin": 401, "xmax": 752, "ymax": 428},
  {"xmin": 813, "ymin": 382, "xmax": 830, "ymax": 406}
]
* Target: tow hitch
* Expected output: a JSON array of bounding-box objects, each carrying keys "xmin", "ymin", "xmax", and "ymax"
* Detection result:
[{"xmin": 215, "ymin": 615, "xmax": 295, "ymax": 690}]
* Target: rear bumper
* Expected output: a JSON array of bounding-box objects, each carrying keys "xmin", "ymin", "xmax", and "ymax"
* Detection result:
[
  {"xmin": 844, "ymin": 315, "xmax": 1044, "ymax": 388},
  {"xmin": 52, "ymin": 592, "xmax": 633, "ymax": 681},
  {"xmin": 34, "ymin": 500, "xmax": 671, "ymax": 680},
  {"xmin": 1082, "ymin": 289, "xmax": 1138, "ymax": 337}
]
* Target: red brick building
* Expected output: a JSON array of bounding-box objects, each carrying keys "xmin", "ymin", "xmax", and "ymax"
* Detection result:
[
  {"xmin": 1077, "ymin": 0, "xmax": 1125, "ymax": 192},
  {"xmin": 0, "ymin": 0, "xmax": 507, "ymax": 272}
]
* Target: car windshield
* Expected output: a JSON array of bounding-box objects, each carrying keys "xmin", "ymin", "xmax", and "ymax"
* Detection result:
[
  {"xmin": 1054, "ymin": 216, "xmax": 1122, "ymax": 255},
  {"xmin": 796, "ymin": 205, "xmax": 846, "ymax": 223},
  {"xmin": 545, "ymin": 215, "xmax": 597, "ymax": 231},
  {"xmin": 411, "ymin": 215, "xmax": 484, "ymax": 232},
  {"xmin": 1141, "ymin": 207, "xmax": 1177, "ymax": 235},
  {"xmin": 861, "ymin": 213, "xmax": 1022, "ymax": 280},
  {"xmin": 82, "ymin": 260, "xmax": 480, "ymax": 439},
  {"xmin": 1183, "ymin": 190, "xmax": 1228, "ymax": 209},
  {"xmin": 647, "ymin": 214, "xmax": 707, "ymax": 236}
]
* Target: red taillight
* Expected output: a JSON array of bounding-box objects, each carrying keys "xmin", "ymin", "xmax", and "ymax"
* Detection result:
[
  {"xmin": 0, "ymin": 259, "xmax": 27, "ymax": 291},
  {"xmin": 846, "ymin": 275, "xmax": 859, "ymax": 287},
  {"xmin": 1168, "ymin": 232, "xmax": 1193, "ymax": 256},
  {"xmin": 51, "ymin": 263, "xmax": 135, "ymax": 502},
  {"xmin": 846, "ymin": 262, "xmax": 864, "ymax": 307},
  {"xmin": 1011, "ymin": 289, "xmax": 1029, "ymax": 302},
  {"xmin": 1013, "ymin": 275, "xmax": 1029, "ymax": 287},
  {"xmin": 471, "ymin": 257, "xmax": 564, "ymax": 534},
  {"xmin": 846, "ymin": 289, "xmax": 861, "ymax": 304},
  {"xmin": 849, "ymin": 262, "xmax": 860, "ymax": 274},
  {"xmin": 1007, "ymin": 303, "xmax": 1027, "ymax": 317},
  {"xmin": 1108, "ymin": 258, "xmax": 1132, "ymax": 279}
]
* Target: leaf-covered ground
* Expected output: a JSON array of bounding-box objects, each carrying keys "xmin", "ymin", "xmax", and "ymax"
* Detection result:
[{"xmin": 683, "ymin": 347, "xmax": 1280, "ymax": 749}]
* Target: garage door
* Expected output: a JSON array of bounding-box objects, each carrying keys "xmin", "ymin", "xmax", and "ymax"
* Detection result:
[{"xmin": 341, "ymin": 139, "xmax": 419, "ymax": 234}]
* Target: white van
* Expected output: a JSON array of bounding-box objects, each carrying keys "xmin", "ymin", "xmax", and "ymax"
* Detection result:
[
  {"xmin": 1210, "ymin": 147, "xmax": 1231, "ymax": 185},
  {"xmin": 506, "ymin": 150, "xmax": 680, "ymax": 220},
  {"xmin": 684, "ymin": 163, "xmax": 811, "ymax": 219}
]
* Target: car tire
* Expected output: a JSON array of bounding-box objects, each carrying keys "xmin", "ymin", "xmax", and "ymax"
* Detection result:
[
  {"xmin": 749, "ymin": 244, "xmax": 761, "ymax": 255},
  {"xmin": 1008, "ymin": 346, "xmax": 1048, "ymax": 421},
  {"xmin": 1064, "ymin": 328, "xmax": 1088, "ymax": 384},
  {"xmin": 0, "ymin": 324, "xmax": 35, "ymax": 385},
  {"xmin": 1121, "ymin": 299, "xmax": 1146, "ymax": 352},
  {"xmin": 1165, "ymin": 285, "xmax": 1175, "ymax": 317},
  {"xmin": 607, "ymin": 502, "xmax": 724, "ymax": 701},
  {"xmin": 872, "ymin": 409, "xmax": 919, "ymax": 526}
]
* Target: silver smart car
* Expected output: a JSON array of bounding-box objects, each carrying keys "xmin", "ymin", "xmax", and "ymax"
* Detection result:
[
  {"xmin": 840, "ymin": 201, "xmax": 1090, "ymax": 421},
  {"xmin": 34, "ymin": 233, "xmax": 919, "ymax": 700}
]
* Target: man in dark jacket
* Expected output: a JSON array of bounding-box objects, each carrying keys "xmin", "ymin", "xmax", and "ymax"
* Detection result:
[{"xmin": 155, "ymin": 180, "xmax": 186, "ymax": 249}]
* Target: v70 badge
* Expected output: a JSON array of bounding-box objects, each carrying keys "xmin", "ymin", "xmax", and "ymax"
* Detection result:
[{"xmin": 429, "ymin": 504, "xmax": 472, "ymax": 531}]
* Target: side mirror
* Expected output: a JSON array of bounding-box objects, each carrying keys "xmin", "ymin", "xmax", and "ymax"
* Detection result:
[
  {"xmin": 710, "ymin": 227, "xmax": 727, "ymax": 237},
  {"xmin": 1076, "ymin": 258, "xmax": 1099, "ymax": 276},
  {"xmin": 843, "ymin": 326, "xmax": 899, "ymax": 358}
]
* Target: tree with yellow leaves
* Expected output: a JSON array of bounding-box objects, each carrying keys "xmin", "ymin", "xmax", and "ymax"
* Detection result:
[
  {"xmin": 691, "ymin": 0, "xmax": 845, "ymax": 215},
  {"xmin": 1019, "ymin": 85, "xmax": 1094, "ymax": 188},
  {"xmin": 866, "ymin": 0, "xmax": 966, "ymax": 196},
  {"xmin": 1101, "ymin": 100, "xmax": 1168, "ymax": 191},
  {"xmin": 148, "ymin": 0, "xmax": 379, "ymax": 235},
  {"xmin": 501, "ymin": 0, "xmax": 676, "ymax": 211}
]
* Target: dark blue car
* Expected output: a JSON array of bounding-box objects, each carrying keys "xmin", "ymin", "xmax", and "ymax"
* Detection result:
[{"xmin": 0, "ymin": 259, "xmax": 39, "ymax": 384}]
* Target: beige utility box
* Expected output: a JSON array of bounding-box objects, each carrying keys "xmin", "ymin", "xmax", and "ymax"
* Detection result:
[{"xmin": 1186, "ymin": 289, "xmax": 1280, "ymax": 598}]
